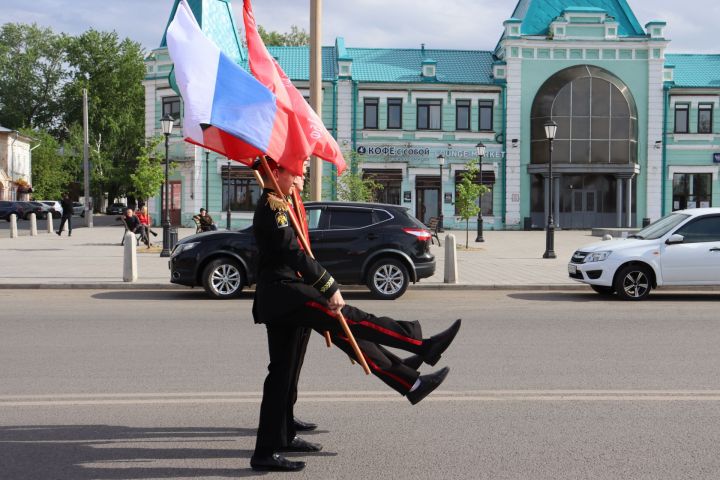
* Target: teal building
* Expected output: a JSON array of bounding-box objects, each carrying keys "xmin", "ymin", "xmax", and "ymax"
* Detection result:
[{"xmin": 144, "ymin": 0, "xmax": 720, "ymax": 230}]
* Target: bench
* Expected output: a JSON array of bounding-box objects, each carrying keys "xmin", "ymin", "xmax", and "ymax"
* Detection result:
[
  {"xmin": 118, "ymin": 216, "xmax": 147, "ymax": 246},
  {"xmin": 192, "ymin": 215, "xmax": 217, "ymax": 233},
  {"xmin": 426, "ymin": 217, "xmax": 441, "ymax": 246},
  {"xmin": 192, "ymin": 215, "xmax": 204, "ymax": 234}
]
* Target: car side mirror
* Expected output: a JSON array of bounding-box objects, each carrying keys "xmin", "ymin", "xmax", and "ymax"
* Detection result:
[{"xmin": 666, "ymin": 233, "xmax": 684, "ymax": 245}]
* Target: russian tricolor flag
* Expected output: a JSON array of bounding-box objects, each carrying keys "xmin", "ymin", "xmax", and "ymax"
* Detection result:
[
  {"xmin": 166, "ymin": 0, "xmax": 346, "ymax": 176},
  {"xmin": 166, "ymin": 0, "xmax": 277, "ymax": 164}
]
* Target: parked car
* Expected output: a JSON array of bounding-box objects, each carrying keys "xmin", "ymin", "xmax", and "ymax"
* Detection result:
[
  {"xmin": 106, "ymin": 203, "xmax": 127, "ymax": 215},
  {"xmin": 170, "ymin": 201, "xmax": 436, "ymax": 300},
  {"xmin": 72, "ymin": 202, "xmax": 85, "ymax": 217},
  {"xmin": 38, "ymin": 200, "xmax": 63, "ymax": 218},
  {"xmin": 568, "ymin": 208, "xmax": 720, "ymax": 300},
  {"xmin": 11, "ymin": 202, "xmax": 43, "ymax": 220},
  {"xmin": 0, "ymin": 201, "xmax": 25, "ymax": 221},
  {"xmin": 20, "ymin": 201, "xmax": 51, "ymax": 219}
]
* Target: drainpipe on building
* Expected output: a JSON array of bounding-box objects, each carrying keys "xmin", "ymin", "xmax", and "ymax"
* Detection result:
[
  {"xmin": 500, "ymin": 84, "xmax": 507, "ymax": 228},
  {"xmin": 331, "ymin": 79, "xmax": 338, "ymax": 200},
  {"xmin": 10, "ymin": 132, "xmax": 18, "ymax": 194},
  {"xmin": 661, "ymin": 83, "xmax": 670, "ymax": 216},
  {"xmin": 351, "ymin": 80, "xmax": 358, "ymax": 171}
]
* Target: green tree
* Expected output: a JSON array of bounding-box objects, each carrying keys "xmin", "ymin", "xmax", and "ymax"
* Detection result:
[
  {"xmin": 455, "ymin": 159, "xmax": 488, "ymax": 248},
  {"xmin": 129, "ymin": 136, "xmax": 168, "ymax": 204},
  {"xmin": 61, "ymin": 29, "xmax": 146, "ymax": 203},
  {"xmin": 257, "ymin": 25, "xmax": 309, "ymax": 46},
  {"xmin": 23, "ymin": 127, "xmax": 72, "ymax": 200},
  {"xmin": 337, "ymin": 152, "xmax": 383, "ymax": 202},
  {"xmin": 0, "ymin": 23, "xmax": 68, "ymax": 129}
]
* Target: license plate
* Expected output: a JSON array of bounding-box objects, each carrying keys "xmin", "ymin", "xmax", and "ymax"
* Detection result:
[{"xmin": 568, "ymin": 263, "xmax": 577, "ymax": 274}]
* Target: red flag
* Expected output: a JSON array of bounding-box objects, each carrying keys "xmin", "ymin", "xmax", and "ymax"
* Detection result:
[{"xmin": 243, "ymin": 0, "xmax": 346, "ymax": 176}]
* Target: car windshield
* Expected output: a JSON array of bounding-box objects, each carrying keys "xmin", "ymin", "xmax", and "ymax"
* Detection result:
[{"xmin": 630, "ymin": 213, "xmax": 690, "ymax": 240}]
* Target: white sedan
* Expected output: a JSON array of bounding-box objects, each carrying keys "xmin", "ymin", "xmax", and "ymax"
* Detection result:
[{"xmin": 568, "ymin": 208, "xmax": 720, "ymax": 300}]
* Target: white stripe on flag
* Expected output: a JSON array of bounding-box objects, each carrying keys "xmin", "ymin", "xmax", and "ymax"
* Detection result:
[{"xmin": 166, "ymin": 0, "xmax": 220, "ymax": 145}]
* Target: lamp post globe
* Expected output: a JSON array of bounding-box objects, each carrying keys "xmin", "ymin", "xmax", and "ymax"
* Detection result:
[
  {"xmin": 436, "ymin": 153, "xmax": 445, "ymax": 230},
  {"xmin": 160, "ymin": 114, "xmax": 174, "ymax": 257},
  {"xmin": 475, "ymin": 142, "xmax": 486, "ymax": 242},
  {"xmin": 543, "ymin": 120, "xmax": 558, "ymax": 259}
]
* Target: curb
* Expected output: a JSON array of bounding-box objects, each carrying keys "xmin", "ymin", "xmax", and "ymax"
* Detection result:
[
  {"xmin": 0, "ymin": 282, "xmax": 604, "ymax": 291},
  {"xmin": 0, "ymin": 283, "xmax": 717, "ymax": 292}
]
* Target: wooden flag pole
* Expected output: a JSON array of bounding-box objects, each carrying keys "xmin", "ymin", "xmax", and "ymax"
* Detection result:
[{"xmin": 259, "ymin": 156, "xmax": 370, "ymax": 375}]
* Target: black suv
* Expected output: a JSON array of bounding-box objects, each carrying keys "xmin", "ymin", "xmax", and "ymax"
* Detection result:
[{"xmin": 169, "ymin": 201, "xmax": 435, "ymax": 300}]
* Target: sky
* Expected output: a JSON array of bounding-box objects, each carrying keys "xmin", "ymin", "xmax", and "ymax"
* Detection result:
[{"xmin": 1, "ymin": 0, "xmax": 719, "ymax": 55}]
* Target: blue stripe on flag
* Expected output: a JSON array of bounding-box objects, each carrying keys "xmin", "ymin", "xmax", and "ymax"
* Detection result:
[{"xmin": 210, "ymin": 52, "xmax": 276, "ymax": 152}]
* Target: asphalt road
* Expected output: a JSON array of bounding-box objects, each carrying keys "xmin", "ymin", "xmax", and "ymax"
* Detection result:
[{"xmin": 2, "ymin": 289, "xmax": 720, "ymax": 479}]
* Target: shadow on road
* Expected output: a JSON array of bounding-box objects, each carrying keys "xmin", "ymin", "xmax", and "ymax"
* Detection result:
[
  {"xmin": 91, "ymin": 289, "xmax": 378, "ymax": 303},
  {"xmin": 508, "ymin": 291, "xmax": 719, "ymax": 303},
  {"xmin": 0, "ymin": 424, "xmax": 263, "ymax": 479}
]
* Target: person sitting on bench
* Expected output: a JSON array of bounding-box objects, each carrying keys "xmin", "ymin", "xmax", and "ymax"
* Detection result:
[
  {"xmin": 136, "ymin": 206, "xmax": 155, "ymax": 247},
  {"xmin": 193, "ymin": 208, "xmax": 217, "ymax": 232},
  {"xmin": 124, "ymin": 208, "xmax": 149, "ymax": 246}
]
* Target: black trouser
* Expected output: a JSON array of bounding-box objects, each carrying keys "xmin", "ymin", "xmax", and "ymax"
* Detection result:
[
  {"xmin": 255, "ymin": 324, "xmax": 304, "ymax": 456},
  {"xmin": 289, "ymin": 327, "xmax": 311, "ymax": 415},
  {"xmin": 254, "ymin": 303, "xmax": 425, "ymax": 456},
  {"xmin": 58, "ymin": 215, "xmax": 72, "ymax": 235}
]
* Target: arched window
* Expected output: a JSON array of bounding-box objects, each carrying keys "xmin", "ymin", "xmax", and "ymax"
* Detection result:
[{"xmin": 531, "ymin": 66, "xmax": 637, "ymax": 165}]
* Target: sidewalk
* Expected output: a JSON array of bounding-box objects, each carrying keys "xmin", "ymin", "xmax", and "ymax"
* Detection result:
[{"xmin": 0, "ymin": 223, "xmax": 596, "ymax": 290}]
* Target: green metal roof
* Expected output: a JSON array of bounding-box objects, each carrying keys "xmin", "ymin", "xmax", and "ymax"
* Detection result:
[
  {"xmin": 666, "ymin": 54, "xmax": 720, "ymax": 88},
  {"xmin": 343, "ymin": 48, "xmax": 494, "ymax": 84},
  {"xmin": 255, "ymin": 46, "xmax": 337, "ymax": 82},
  {"xmin": 160, "ymin": 0, "xmax": 244, "ymax": 63},
  {"xmin": 510, "ymin": 0, "xmax": 645, "ymax": 36}
]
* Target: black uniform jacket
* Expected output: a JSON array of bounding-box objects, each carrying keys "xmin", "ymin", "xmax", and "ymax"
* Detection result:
[{"xmin": 252, "ymin": 189, "xmax": 338, "ymax": 324}]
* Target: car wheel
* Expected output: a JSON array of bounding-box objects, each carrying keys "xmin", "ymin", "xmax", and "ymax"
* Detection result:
[
  {"xmin": 202, "ymin": 257, "xmax": 244, "ymax": 299},
  {"xmin": 614, "ymin": 264, "xmax": 652, "ymax": 301},
  {"xmin": 591, "ymin": 285, "xmax": 615, "ymax": 296},
  {"xmin": 367, "ymin": 258, "xmax": 409, "ymax": 300}
]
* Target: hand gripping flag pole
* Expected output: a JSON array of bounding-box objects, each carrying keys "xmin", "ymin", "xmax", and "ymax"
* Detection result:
[{"xmin": 259, "ymin": 156, "xmax": 370, "ymax": 375}]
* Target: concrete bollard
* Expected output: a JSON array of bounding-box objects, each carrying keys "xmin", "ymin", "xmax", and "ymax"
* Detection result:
[
  {"xmin": 444, "ymin": 234, "xmax": 458, "ymax": 284},
  {"xmin": 46, "ymin": 214, "xmax": 54, "ymax": 234},
  {"xmin": 602, "ymin": 234, "xmax": 613, "ymax": 241},
  {"xmin": 123, "ymin": 231, "xmax": 137, "ymax": 282},
  {"xmin": 10, "ymin": 213, "xmax": 17, "ymax": 238},
  {"xmin": 30, "ymin": 213, "xmax": 37, "ymax": 236}
]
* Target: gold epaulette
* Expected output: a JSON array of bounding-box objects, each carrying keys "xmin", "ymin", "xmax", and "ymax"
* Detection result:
[{"xmin": 266, "ymin": 193, "xmax": 289, "ymax": 212}]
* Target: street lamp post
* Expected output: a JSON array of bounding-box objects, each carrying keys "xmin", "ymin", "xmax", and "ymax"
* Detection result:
[
  {"xmin": 226, "ymin": 160, "xmax": 232, "ymax": 230},
  {"xmin": 543, "ymin": 120, "xmax": 558, "ymax": 259},
  {"xmin": 437, "ymin": 153, "xmax": 445, "ymax": 230},
  {"xmin": 475, "ymin": 142, "xmax": 486, "ymax": 242},
  {"xmin": 205, "ymin": 150, "xmax": 210, "ymax": 211},
  {"xmin": 160, "ymin": 114, "xmax": 174, "ymax": 258}
]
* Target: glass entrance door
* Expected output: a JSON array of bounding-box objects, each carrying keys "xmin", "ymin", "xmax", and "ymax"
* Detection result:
[
  {"xmin": 570, "ymin": 189, "xmax": 597, "ymax": 228},
  {"xmin": 415, "ymin": 176, "xmax": 440, "ymax": 225}
]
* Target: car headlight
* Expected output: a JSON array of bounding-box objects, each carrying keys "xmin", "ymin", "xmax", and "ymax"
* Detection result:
[
  {"xmin": 172, "ymin": 241, "xmax": 199, "ymax": 256},
  {"xmin": 583, "ymin": 251, "xmax": 612, "ymax": 263}
]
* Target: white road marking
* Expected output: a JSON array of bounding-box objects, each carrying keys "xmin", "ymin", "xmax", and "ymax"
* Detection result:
[{"xmin": 4, "ymin": 390, "xmax": 720, "ymax": 406}]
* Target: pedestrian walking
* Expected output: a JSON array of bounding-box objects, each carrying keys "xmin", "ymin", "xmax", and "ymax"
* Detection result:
[{"xmin": 56, "ymin": 194, "xmax": 73, "ymax": 236}]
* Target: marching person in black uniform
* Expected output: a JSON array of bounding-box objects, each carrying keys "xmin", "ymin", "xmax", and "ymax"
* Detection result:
[{"xmin": 250, "ymin": 159, "xmax": 461, "ymax": 472}]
